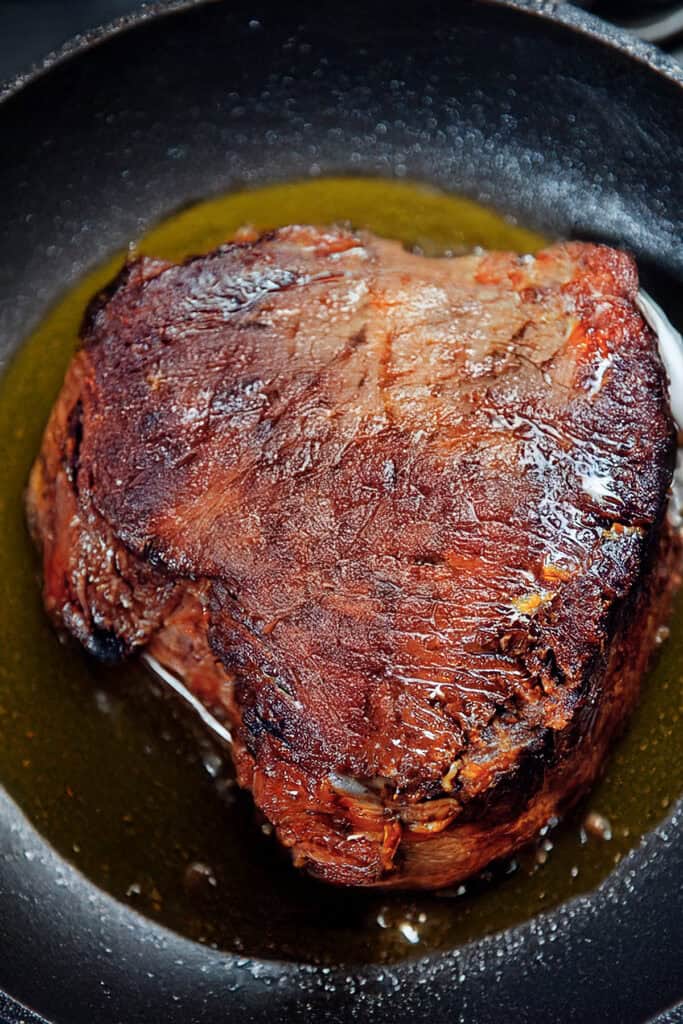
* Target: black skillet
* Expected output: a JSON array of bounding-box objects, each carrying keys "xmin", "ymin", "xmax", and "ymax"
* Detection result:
[{"xmin": 0, "ymin": 1, "xmax": 682, "ymax": 1021}]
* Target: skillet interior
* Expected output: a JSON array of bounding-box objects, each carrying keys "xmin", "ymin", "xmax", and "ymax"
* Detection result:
[{"xmin": 0, "ymin": 1, "xmax": 681, "ymax": 1021}]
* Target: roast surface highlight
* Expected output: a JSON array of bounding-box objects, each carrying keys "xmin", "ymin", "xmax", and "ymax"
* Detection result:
[{"xmin": 26, "ymin": 224, "xmax": 677, "ymax": 889}]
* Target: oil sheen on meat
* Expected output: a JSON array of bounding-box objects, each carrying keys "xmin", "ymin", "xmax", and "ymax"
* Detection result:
[{"xmin": 26, "ymin": 226, "xmax": 677, "ymax": 889}]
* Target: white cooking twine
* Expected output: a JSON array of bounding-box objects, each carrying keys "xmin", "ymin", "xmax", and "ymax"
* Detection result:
[
  {"xmin": 143, "ymin": 653, "xmax": 233, "ymax": 745},
  {"xmin": 638, "ymin": 290, "xmax": 683, "ymax": 429}
]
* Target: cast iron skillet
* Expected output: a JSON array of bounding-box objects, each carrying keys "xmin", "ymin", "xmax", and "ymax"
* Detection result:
[{"xmin": 0, "ymin": 1, "xmax": 681, "ymax": 1021}]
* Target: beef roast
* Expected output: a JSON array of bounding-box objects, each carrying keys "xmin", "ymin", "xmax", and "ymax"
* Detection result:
[{"xmin": 26, "ymin": 226, "xmax": 678, "ymax": 888}]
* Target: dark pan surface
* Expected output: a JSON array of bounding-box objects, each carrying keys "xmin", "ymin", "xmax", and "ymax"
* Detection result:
[{"xmin": 0, "ymin": 1, "xmax": 681, "ymax": 1021}]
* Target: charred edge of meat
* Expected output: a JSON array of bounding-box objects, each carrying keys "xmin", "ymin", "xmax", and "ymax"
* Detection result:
[
  {"xmin": 80, "ymin": 262, "xmax": 141, "ymax": 342},
  {"xmin": 456, "ymin": 727, "xmax": 556, "ymax": 827},
  {"xmin": 64, "ymin": 399, "xmax": 83, "ymax": 491},
  {"xmin": 84, "ymin": 626, "xmax": 129, "ymax": 664}
]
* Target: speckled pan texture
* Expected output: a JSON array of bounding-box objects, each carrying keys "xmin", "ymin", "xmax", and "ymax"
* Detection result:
[{"xmin": 0, "ymin": 1, "xmax": 681, "ymax": 1022}]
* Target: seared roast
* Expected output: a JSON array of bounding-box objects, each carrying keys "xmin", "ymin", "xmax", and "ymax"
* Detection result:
[{"xmin": 27, "ymin": 227, "xmax": 677, "ymax": 888}]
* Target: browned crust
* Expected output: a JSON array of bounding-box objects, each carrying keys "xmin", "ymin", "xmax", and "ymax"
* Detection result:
[{"xmin": 26, "ymin": 227, "xmax": 678, "ymax": 888}]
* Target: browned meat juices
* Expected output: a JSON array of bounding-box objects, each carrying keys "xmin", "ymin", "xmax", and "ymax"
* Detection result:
[{"xmin": 26, "ymin": 227, "xmax": 677, "ymax": 888}]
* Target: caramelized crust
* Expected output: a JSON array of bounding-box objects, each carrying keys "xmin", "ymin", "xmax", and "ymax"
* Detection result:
[{"xmin": 27, "ymin": 228, "xmax": 677, "ymax": 887}]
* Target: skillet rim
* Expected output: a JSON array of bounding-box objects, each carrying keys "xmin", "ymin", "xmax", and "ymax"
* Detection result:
[{"xmin": 0, "ymin": 0, "xmax": 682, "ymax": 104}]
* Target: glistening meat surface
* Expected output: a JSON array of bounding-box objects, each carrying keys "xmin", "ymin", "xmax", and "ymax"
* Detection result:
[{"xmin": 27, "ymin": 227, "xmax": 677, "ymax": 888}]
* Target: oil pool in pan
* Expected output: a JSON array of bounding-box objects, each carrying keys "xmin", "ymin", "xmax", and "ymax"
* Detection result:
[{"xmin": 0, "ymin": 178, "xmax": 681, "ymax": 965}]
